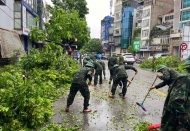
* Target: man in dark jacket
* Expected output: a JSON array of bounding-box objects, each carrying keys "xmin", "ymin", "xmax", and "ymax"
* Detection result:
[
  {"xmin": 65, "ymin": 62, "xmax": 94, "ymax": 113},
  {"xmin": 108, "ymin": 55, "xmax": 118, "ymax": 84},
  {"xmin": 109, "ymin": 63, "xmax": 138, "ymax": 99}
]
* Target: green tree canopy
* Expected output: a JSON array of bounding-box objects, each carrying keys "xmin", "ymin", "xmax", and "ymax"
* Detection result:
[
  {"xmin": 51, "ymin": 0, "xmax": 89, "ymax": 18},
  {"xmin": 80, "ymin": 40, "xmax": 103, "ymax": 53},
  {"xmin": 46, "ymin": 7, "xmax": 89, "ymax": 42},
  {"xmin": 127, "ymin": 45, "xmax": 135, "ymax": 53}
]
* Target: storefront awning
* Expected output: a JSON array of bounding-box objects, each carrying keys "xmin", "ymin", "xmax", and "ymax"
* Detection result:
[{"xmin": 0, "ymin": 28, "xmax": 25, "ymax": 58}]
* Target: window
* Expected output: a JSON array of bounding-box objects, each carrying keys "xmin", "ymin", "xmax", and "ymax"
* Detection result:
[
  {"xmin": 115, "ymin": 5, "xmax": 122, "ymax": 12},
  {"xmin": 114, "ymin": 12, "xmax": 122, "ymax": 20},
  {"xmin": 182, "ymin": 11, "xmax": 190, "ymax": 21},
  {"xmin": 165, "ymin": 15, "xmax": 173, "ymax": 21},
  {"xmin": 143, "ymin": 9, "xmax": 150, "ymax": 17},
  {"xmin": 23, "ymin": 0, "xmax": 37, "ymax": 12},
  {"xmin": 115, "ymin": 29, "xmax": 120, "ymax": 34},
  {"xmin": 14, "ymin": 2, "xmax": 21, "ymax": 29},
  {"xmin": 26, "ymin": 11, "xmax": 36, "ymax": 29},
  {"xmin": 142, "ymin": 19, "xmax": 149, "ymax": 27},
  {"xmin": 183, "ymin": 0, "xmax": 190, "ymax": 8},
  {"xmin": 142, "ymin": 30, "xmax": 149, "ymax": 37},
  {"xmin": 114, "ymin": 22, "xmax": 121, "ymax": 28}
]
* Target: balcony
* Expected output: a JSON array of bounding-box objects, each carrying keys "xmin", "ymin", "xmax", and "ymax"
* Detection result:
[
  {"xmin": 136, "ymin": 0, "xmax": 144, "ymax": 5},
  {"xmin": 137, "ymin": 6, "xmax": 143, "ymax": 11},
  {"xmin": 0, "ymin": 0, "xmax": 6, "ymax": 5}
]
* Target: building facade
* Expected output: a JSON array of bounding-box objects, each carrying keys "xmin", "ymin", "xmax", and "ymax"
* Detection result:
[
  {"xmin": 100, "ymin": 16, "xmax": 114, "ymax": 56},
  {"xmin": 120, "ymin": 7, "xmax": 134, "ymax": 53},
  {"xmin": 113, "ymin": 0, "xmax": 122, "ymax": 55},
  {"xmin": 170, "ymin": 0, "xmax": 190, "ymax": 59},
  {"xmin": 138, "ymin": 0, "xmax": 174, "ymax": 59},
  {"xmin": 0, "ymin": 0, "xmax": 45, "ymax": 53}
]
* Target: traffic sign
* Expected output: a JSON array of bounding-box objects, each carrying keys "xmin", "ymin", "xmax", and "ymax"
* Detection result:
[{"xmin": 180, "ymin": 42, "xmax": 187, "ymax": 50}]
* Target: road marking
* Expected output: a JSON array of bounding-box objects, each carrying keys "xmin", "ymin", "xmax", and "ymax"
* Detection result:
[{"xmin": 153, "ymin": 89, "xmax": 167, "ymax": 97}]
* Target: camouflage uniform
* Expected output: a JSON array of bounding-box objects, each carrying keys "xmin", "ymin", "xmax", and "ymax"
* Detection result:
[
  {"xmin": 66, "ymin": 67, "xmax": 93, "ymax": 110},
  {"xmin": 98, "ymin": 60, "xmax": 106, "ymax": 79},
  {"xmin": 155, "ymin": 68, "xmax": 181, "ymax": 90},
  {"xmin": 111, "ymin": 65, "xmax": 137, "ymax": 97},
  {"xmin": 83, "ymin": 56, "xmax": 90, "ymax": 67},
  {"xmin": 93, "ymin": 61, "xmax": 103, "ymax": 85},
  {"xmin": 108, "ymin": 56, "xmax": 118, "ymax": 82},
  {"xmin": 161, "ymin": 75, "xmax": 190, "ymax": 131}
]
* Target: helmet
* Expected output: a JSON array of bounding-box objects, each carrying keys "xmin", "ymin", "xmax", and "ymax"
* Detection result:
[
  {"xmin": 85, "ymin": 62, "xmax": 94, "ymax": 68},
  {"xmin": 184, "ymin": 56, "xmax": 190, "ymax": 66},
  {"xmin": 157, "ymin": 65, "xmax": 167, "ymax": 72},
  {"xmin": 113, "ymin": 64, "xmax": 119, "ymax": 68}
]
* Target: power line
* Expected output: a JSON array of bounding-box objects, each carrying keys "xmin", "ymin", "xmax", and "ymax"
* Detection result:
[
  {"xmin": 0, "ymin": 7, "xmax": 23, "ymax": 28},
  {"xmin": 6, "ymin": 2, "xmax": 28, "ymax": 26}
]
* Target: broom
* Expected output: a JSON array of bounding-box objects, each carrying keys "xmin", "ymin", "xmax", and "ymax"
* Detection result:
[{"xmin": 136, "ymin": 77, "xmax": 157, "ymax": 112}]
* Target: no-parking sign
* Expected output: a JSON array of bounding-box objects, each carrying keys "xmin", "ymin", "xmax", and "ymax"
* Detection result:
[{"xmin": 180, "ymin": 42, "xmax": 188, "ymax": 50}]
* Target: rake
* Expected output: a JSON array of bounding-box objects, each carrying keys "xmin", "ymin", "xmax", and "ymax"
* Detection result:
[{"xmin": 136, "ymin": 77, "xmax": 157, "ymax": 112}]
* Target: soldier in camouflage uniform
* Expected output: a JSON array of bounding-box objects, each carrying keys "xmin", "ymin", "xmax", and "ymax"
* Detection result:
[
  {"xmin": 150, "ymin": 64, "xmax": 190, "ymax": 130},
  {"xmin": 65, "ymin": 62, "xmax": 94, "ymax": 113},
  {"xmin": 109, "ymin": 64, "xmax": 138, "ymax": 99},
  {"xmin": 108, "ymin": 55, "xmax": 118, "ymax": 84},
  {"xmin": 98, "ymin": 59, "xmax": 106, "ymax": 79},
  {"xmin": 150, "ymin": 65, "xmax": 181, "ymax": 90},
  {"xmin": 93, "ymin": 60, "xmax": 103, "ymax": 86},
  {"xmin": 83, "ymin": 56, "xmax": 90, "ymax": 67},
  {"xmin": 160, "ymin": 57, "xmax": 190, "ymax": 130}
]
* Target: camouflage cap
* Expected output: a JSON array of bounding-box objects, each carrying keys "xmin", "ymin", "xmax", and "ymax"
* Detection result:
[
  {"xmin": 85, "ymin": 62, "xmax": 94, "ymax": 68},
  {"xmin": 184, "ymin": 56, "xmax": 190, "ymax": 66},
  {"xmin": 157, "ymin": 65, "xmax": 167, "ymax": 72}
]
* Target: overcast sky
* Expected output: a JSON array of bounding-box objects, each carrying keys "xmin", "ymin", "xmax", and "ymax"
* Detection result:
[
  {"xmin": 86, "ymin": 0, "xmax": 110, "ymax": 39},
  {"xmin": 46, "ymin": 0, "xmax": 111, "ymax": 39}
]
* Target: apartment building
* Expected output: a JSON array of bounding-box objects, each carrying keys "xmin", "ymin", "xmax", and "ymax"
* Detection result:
[
  {"xmin": 113, "ymin": 0, "xmax": 122, "ymax": 55},
  {"xmin": 170, "ymin": 0, "xmax": 190, "ymax": 59},
  {"xmin": 0, "ymin": 0, "xmax": 45, "ymax": 53},
  {"xmin": 120, "ymin": 7, "xmax": 134, "ymax": 53},
  {"xmin": 136, "ymin": 0, "xmax": 174, "ymax": 59},
  {"xmin": 100, "ymin": 16, "xmax": 114, "ymax": 56}
]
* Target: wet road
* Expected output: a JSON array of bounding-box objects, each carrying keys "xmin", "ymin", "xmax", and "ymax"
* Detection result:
[{"xmin": 50, "ymin": 60, "xmax": 168, "ymax": 131}]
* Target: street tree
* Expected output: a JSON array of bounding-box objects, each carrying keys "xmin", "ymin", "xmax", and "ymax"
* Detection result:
[
  {"xmin": 51, "ymin": 0, "xmax": 89, "ymax": 19},
  {"xmin": 80, "ymin": 39, "xmax": 103, "ymax": 53},
  {"xmin": 30, "ymin": 6, "xmax": 90, "ymax": 50}
]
